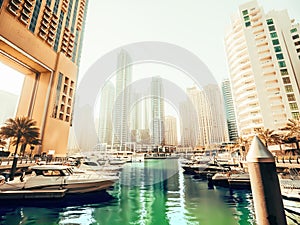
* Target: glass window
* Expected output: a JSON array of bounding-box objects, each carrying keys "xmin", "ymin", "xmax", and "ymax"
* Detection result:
[
  {"xmin": 287, "ymin": 94, "xmax": 296, "ymax": 101},
  {"xmin": 272, "ymin": 39, "xmax": 279, "ymax": 45},
  {"xmin": 54, "ymin": 12, "xmax": 64, "ymax": 52},
  {"xmin": 278, "ymin": 61, "xmax": 286, "ymax": 68},
  {"xmin": 293, "ymin": 34, "xmax": 299, "ymax": 40},
  {"xmin": 270, "ymin": 32, "xmax": 278, "ymax": 38},
  {"xmin": 297, "ymin": 48, "xmax": 300, "ymax": 53},
  {"xmin": 245, "ymin": 21, "xmax": 251, "ymax": 27},
  {"xmin": 244, "ymin": 15, "xmax": 250, "ymax": 21},
  {"xmin": 29, "ymin": 0, "xmax": 42, "ymax": 33},
  {"xmin": 280, "ymin": 69, "xmax": 288, "ymax": 75},
  {"xmin": 274, "ymin": 46, "xmax": 281, "ymax": 52},
  {"xmin": 292, "ymin": 112, "xmax": 300, "ymax": 120},
  {"xmin": 289, "ymin": 103, "xmax": 298, "ymax": 110},
  {"xmin": 295, "ymin": 41, "xmax": 300, "ymax": 46},
  {"xmin": 291, "ymin": 28, "xmax": 297, "ymax": 33},
  {"xmin": 285, "ymin": 85, "xmax": 293, "ymax": 92},
  {"xmin": 276, "ymin": 53, "xmax": 284, "ymax": 60},
  {"xmin": 283, "ymin": 77, "xmax": 291, "ymax": 84},
  {"xmin": 266, "ymin": 19, "xmax": 273, "ymax": 25},
  {"xmin": 242, "ymin": 10, "xmax": 248, "ymax": 16},
  {"xmin": 268, "ymin": 25, "xmax": 275, "ymax": 32}
]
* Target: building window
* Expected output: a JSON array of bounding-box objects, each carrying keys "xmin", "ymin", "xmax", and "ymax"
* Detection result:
[
  {"xmin": 297, "ymin": 48, "xmax": 300, "ymax": 53},
  {"xmin": 278, "ymin": 61, "xmax": 286, "ymax": 68},
  {"xmin": 244, "ymin": 15, "xmax": 250, "ymax": 21},
  {"xmin": 280, "ymin": 69, "xmax": 288, "ymax": 75},
  {"xmin": 29, "ymin": 0, "xmax": 42, "ymax": 33},
  {"xmin": 274, "ymin": 46, "xmax": 281, "ymax": 52},
  {"xmin": 266, "ymin": 19, "xmax": 273, "ymax": 25},
  {"xmin": 272, "ymin": 39, "xmax": 279, "ymax": 45},
  {"xmin": 289, "ymin": 103, "xmax": 298, "ymax": 110},
  {"xmin": 46, "ymin": 0, "xmax": 52, "ymax": 7},
  {"xmin": 282, "ymin": 77, "xmax": 291, "ymax": 84},
  {"xmin": 242, "ymin": 10, "xmax": 248, "ymax": 16},
  {"xmin": 53, "ymin": 73, "xmax": 63, "ymax": 118},
  {"xmin": 292, "ymin": 34, "xmax": 299, "ymax": 40},
  {"xmin": 53, "ymin": 0, "xmax": 60, "ymax": 15},
  {"xmin": 268, "ymin": 25, "xmax": 275, "ymax": 32},
  {"xmin": 54, "ymin": 12, "xmax": 64, "ymax": 52},
  {"xmin": 270, "ymin": 32, "xmax": 278, "ymax": 38},
  {"xmin": 71, "ymin": 0, "xmax": 80, "ymax": 33},
  {"xmin": 291, "ymin": 28, "xmax": 297, "ymax": 33},
  {"xmin": 245, "ymin": 21, "xmax": 251, "ymax": 27},
  {"xmin": 292, "ymin": 112, "xmax": 300, "ymax": 120},
  {"xmin": 285, "ymin": 85, "xmax": 293, "ymax": 93},
  {"xmin": 295, "ymin": 41, "xmax": 300, "ymax": 46},
  {"xmin": 65, "ymin": 0, "xmax": 73, "ymax": 28},
  {"xmin": 287, "ymin": 94, "xmax": 296, "ymax": 101},
  {"xmin": 276, "ymin": 53, "xmax": 284, "ymax": 60}
]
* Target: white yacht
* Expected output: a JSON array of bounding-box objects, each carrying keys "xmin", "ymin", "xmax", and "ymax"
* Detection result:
[{"xmin": 0, "ymin": 165, "xmax": 118, "ymax": 194}]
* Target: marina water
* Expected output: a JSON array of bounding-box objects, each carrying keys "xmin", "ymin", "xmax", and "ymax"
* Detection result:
[{"xmin": 0, "ymin": 159, "xmax": 297, "ymax": 224}]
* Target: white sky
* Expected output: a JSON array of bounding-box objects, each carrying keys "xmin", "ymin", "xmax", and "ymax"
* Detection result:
[
  {"xmin": 0, "ymin": 0, "xmax": 299, "ymax": 119},
  {"xmin": 79, "ymin": 0, "xmax": 300, "ymax": 85}
]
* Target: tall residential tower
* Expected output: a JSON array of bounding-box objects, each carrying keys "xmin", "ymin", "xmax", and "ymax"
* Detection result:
[
  {"xmin": 0, "ymin": 0, "xmax": 89, "ymax": 155},
  {"xmin": 225, "ymin": 1, "xmax": 300, "ymax": 138}
]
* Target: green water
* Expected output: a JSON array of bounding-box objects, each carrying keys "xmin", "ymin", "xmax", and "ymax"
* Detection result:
[{"xmin": 0, "ymin": 159, "xmax": 257, "ymax": 225}]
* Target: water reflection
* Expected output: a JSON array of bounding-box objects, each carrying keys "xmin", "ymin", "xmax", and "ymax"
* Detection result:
[{"xmin": 0, "ymin": 159, "xmax": 259, "ymax": 225}]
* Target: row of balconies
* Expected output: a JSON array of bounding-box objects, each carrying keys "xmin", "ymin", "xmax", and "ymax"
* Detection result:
[{"xmin": 62, "ymin": 0, "xmax": 69, "ymax": 13}]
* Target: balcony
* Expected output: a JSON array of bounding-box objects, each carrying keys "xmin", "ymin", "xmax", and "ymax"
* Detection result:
[{"xmin": 7, "ymin": 5, "xmax": 19, "ymax": 16}]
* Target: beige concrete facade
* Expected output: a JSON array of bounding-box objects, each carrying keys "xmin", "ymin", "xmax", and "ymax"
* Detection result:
[
  {"xmin": 0, "ymin": 0, "xmax": 88, "ymax": 156},
  {"xmin": 225, "ymin": 1, "xmax": 300, "ymax": 138}
]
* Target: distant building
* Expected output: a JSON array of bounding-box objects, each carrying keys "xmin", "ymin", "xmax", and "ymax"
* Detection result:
[
  {"xmin": 150, "ymin": 76, "xmax": 165, "ymax": 145},
  {"xmin": 180, "ymin": 90, "xmax": 198, "ymax": 147},
  {"xmin": 113, "ymin": 50, "xmax": 132, "ymax": 147},
  {"xmin": 164, "ymin": 115, "xmax": 178, "ymax": 146},
  {"xmin": 221, "ymin": 79, "xmax": 238, "ymax": 141},
  {"xmin": 187, "ymin": 85, "xmax": 228, "ymax": 148},
  {"xmin": 0, "ymin": 0, "xmax": 89, "ymax": 155},
  {"xmin": 98, "ymin": 81, "xmax": 115, "ymax": 145},
  {"xmin": 0, "ymin": 90, "xmax": 18, "ymax": 125},
  {"xmin": 225, "ymin": 0, "xmax": 300, "ymax": 137}
]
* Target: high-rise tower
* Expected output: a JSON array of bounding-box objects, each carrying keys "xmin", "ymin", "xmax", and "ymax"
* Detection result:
[
  {"xmin": 221, "ymin": 79, "xmax": 238, "ymax": 141},
  {"xmin": 225, "ymin": 0, "xmax": 300, "ymax": 138},
  {"xmin": 150, "ymin": 76, "xmax": 165, "ymax": 146},
  {"xmin": 98, "ymin": 81, "xmax": 115, "ymax": 145},
  {"xmin": 113, "ymin": 49, "xmax": 132, "ymax": 147},
  {"xmin": 0, "ymin": 0, "xmax": 89, "ymax": 155}
]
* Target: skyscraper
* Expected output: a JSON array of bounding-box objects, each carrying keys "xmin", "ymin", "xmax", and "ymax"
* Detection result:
[
  {"xmin": 150, "ymin": 76, "xmax": 165, "ymax": 146},
  {"xmin": 113, "ymin": 49, "xmax": 132, "ymax": 147},
  {"xmin": 98, "ymin": 81, "xmax": 115, "ymax": 145},
  {"xmin": 164, "ymin": 115, "xmax": 178, "ymax": 146},
  {"xmin": 225, "ymin": 0, "xmax": 300, "ymax": 138},
  {"xmin": 179, "ymin": 100, "xmax": 198, "ymax": 147},
  {"xmin": 0, "ymin": 0, "xmax": 89, "ymax": 155},
  {"xmin": 187, "ymin": 85, "xmax": 228, "ymax": 148},
  {"xmin": 221, "ymin": 79, "xmax": 238, "ymax": 141}
]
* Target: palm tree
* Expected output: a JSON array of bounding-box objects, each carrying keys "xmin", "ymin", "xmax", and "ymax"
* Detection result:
[
  {"xmin": 234, "ymin": 136, "xmax": 251, "ymax": 159},
  {"xmin": 254, "ymin": 127, "xmax": 278, "ymax": 148},
  {"xmin": 281, "ymin": 118, "xmax": 300, "ymax": 155},
  {"xmin": 0, "ymin": 116, "xmax": 40, "ymax": 180}
]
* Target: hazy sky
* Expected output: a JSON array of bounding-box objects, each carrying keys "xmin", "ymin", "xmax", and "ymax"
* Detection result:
[{"xmin": 79, "ymin": 0, "xmax": 300, "ymax": 86}]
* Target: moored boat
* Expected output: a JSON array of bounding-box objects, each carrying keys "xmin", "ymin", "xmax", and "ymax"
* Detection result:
[{"xmin": 0, "ymin": 165, "xmax": 118, "ymax": 199}]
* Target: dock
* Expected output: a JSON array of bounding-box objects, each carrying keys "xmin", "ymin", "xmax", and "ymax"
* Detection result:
[{"xmin": 0, "ymin": 189, "xmax": 68, "ymax": 199}]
